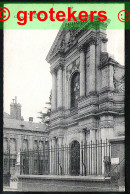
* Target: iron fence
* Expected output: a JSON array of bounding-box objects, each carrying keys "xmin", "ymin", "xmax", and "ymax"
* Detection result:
[
  {"xmin": 20, "ymin": 139, "xmax": 111, "ymax": 176},
  {"xmin": 20, "ymin": 147, "xmax": 50, "ymax": 175},
  {"xmin": 3, "ymin": 152, "xmax": 17, "ymax": 186}
]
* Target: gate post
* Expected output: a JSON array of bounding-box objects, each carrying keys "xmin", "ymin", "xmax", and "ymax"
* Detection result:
[{"xmin": 109, "ymin": 136, "xmax": 125, "ymax": 188}]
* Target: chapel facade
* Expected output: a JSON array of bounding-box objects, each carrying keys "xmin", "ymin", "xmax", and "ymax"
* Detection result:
[{"xmin": 46, "ymin": 20, "xmax": 125, "ymax": 175}]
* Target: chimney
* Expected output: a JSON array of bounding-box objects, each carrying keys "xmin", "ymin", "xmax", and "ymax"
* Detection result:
[
  {"xmin": 29, "ymin": 117, "xmax": 33, "ymax": 122},
  {"xmin": 15, "ymin": 96, "xmax": 17, "ymax": 104},
  {"xmin": 10, "ymin": 97, "xmax": 21, "ymax": 120}
]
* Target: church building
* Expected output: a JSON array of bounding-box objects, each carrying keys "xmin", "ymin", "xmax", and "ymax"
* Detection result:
[{"xmin": 46, "ymin": 19, "xmax": 125, "ymax": 176}]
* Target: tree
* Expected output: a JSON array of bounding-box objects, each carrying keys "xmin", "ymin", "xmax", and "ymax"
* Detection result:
[{"xmin": 37, "ymin": 91, "xmax": 51, "ymax": 125}]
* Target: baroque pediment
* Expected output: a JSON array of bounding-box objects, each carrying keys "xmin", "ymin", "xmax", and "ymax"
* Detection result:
[
  {"xmin": 46, "ymin": 18, "xmax": 110, "ymax": 64},
  {"xmin": 47, "ymin": 29, "xmax": 78, "ymax": 63}
]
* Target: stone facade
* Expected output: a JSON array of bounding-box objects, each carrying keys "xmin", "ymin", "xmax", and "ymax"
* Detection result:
[{"xmin": 46, "ymin": 20, "xmax": 125, "ymax": 175}]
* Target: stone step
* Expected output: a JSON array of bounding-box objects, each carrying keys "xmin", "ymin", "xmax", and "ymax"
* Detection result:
[{"xmin": 18, "ymin": 175, "xmax": 119, "ymax": 192}]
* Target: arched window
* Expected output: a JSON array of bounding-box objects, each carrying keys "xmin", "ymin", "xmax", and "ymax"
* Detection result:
[{"xmin": 71, "ymin": 72, "xmax": 80, "ymax": 108}]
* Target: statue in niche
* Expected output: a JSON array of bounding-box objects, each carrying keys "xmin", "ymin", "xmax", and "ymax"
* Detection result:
[{"xmin": 113, "ymin": 74, "xmax": 125, "ymax": 93}]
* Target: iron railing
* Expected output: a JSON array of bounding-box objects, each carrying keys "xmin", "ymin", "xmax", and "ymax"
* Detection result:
[
  {"xmin": 20, "ymin": 139, "xmax": 111, "ymax": 176},
  {"xmin": 3, "ymin": 151, "xmax": 17, "ymax": 186}
]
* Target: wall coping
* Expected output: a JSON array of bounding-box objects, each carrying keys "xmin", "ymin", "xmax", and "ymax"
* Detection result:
[
  {"xmin": 18, "ymin": 175, "xmax": 110, "ymax": 182},
  {"xmin": 109, "ymin": 136, "xmax": 125, "ymax": 143}
]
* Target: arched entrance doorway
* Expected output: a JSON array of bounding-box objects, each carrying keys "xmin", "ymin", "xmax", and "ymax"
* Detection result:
[{"xmin": 70, "ymin": 140, "xmax": 80, "ymax": 175}]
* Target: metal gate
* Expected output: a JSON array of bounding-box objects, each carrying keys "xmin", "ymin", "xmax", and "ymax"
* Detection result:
[{"xmin": 70, "ymin": 140, "xmax": 80, "ymax": 175}]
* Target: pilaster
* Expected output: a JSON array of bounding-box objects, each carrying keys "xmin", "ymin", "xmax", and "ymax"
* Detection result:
[
  {"xmin": 51, "ymin": 69, "xmax": 57, "ymax": 111},
  {"xmin": 88, "ymin": 39, "xmax": 96, "ymax": 94},
  {"xmin": 57, "ymin": 65, "xmax": 63, "ymax": 109},
  {"xmin": 79, "ymin": 46, "xmax": 86, "ymax": 97}
]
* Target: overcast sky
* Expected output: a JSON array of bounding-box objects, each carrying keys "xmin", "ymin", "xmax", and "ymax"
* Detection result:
[{"xmin": 4, "ymin": 29, "xmax": 124, "ymax": 122}]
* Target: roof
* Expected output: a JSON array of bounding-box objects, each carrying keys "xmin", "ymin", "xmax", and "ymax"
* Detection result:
[
  {"xmin": 3, "ymin": 117, "xmax": 47, "ymax": 133},
  {"xmin": 4, "ymin": 112, "xmax": 10, "ymax": 119}
]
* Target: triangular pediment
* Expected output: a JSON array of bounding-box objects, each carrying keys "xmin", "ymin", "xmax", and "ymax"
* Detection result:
[
  {"xmin": 46, "ymin": 18, "xmax": 110, "ymax": 63},
  {"xmin": 46, "ymin": 29, "xmax": 79, "ymax": 63}
]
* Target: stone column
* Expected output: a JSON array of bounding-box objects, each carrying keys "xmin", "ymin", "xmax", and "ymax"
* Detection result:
[
  {"xmin": 89, "ymin": 40, "xmax": 96, "ymax": 93},
  {"xmin": 95, "ymin": 36, "xmax": 102, "ymax": 93},
  {"xmin": 51, "ymin": 70, "xmax": 57, "ymax": 111},
  {"xmin": 57, "ymin": 65, "xmax": 63, "ymax": 108},
  {"xmin": 79, "ymin": 47, "xmax": 86, "ymax": 97}
]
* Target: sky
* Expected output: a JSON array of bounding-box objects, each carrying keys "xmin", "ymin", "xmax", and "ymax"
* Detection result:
[{"xmin": 4, "ymin": 29, "xmax": 124, "ymax": 122}]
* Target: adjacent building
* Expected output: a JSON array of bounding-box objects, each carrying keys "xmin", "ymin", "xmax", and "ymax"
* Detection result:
[{"xmin": 3, "ymin": 97, "xmax": 48, "ymax": 177}]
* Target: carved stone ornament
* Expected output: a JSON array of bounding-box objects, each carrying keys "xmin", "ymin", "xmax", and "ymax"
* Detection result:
[
  {"xmin": 65, "ymin": 31, "xmax": 71, "ymax": 44},
  {"xmin": 66, "ymin": 59, "xmax": 80, "ymax": 81},
  {"xmin": 113, "ymin": 75, "xmax": 125, "ymax": 93},
  {"xmin": 59, "ymin": 30, "xmax": 76, "ymax": 52},
  {"xmin": 113, "ymin": 65, "xmax": 124, "ymax": 93},
  {"xmin": 59, "ymin": 39, "xmax": 65, "ymax": 51},
  {"xmin": 100, "ymin": 52, "xmax": 109, "ymax": 66}
]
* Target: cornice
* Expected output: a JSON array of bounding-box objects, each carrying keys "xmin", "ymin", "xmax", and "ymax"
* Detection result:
[
  {"xmin": 50, "ymin": 57, "xmax": 65, "ymax": 73},
  {"xmin": 46, "ymin": 18, "xmax": 110, "ymax": 64},
  {"xmin": 78, "ymin": 30, "xmax": 97, "ymax": 50},
  {"xmin": 3, "ymin": 127, "xmax": 48, "ymax": 134}
]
